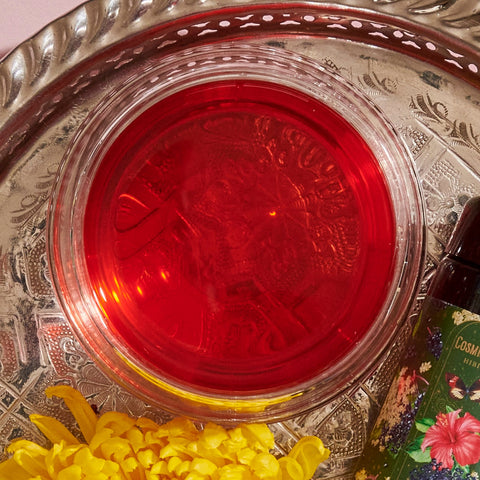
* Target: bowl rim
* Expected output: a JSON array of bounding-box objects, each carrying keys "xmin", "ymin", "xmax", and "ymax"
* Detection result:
[{"xmin": 47, "ymin": 41, "xmax": 425, "ymax": 422}]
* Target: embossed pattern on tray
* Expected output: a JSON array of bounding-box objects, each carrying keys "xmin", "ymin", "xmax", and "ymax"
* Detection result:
[{"xmin": 1, "ymin": 1, "xmax": 480, "ymax": 479}]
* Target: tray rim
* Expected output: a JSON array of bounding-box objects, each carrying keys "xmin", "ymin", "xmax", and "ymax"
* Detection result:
[{"xmin": 1, "ymin": 0, "xmax": 480, "ymax": 124}]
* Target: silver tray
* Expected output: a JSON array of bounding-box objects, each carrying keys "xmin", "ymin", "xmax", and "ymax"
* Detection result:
[{"xmin": 1, "ymin": 0, "xmax": 480, "ymax": 478}]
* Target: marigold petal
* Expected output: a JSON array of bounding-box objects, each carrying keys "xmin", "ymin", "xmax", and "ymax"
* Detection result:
[
  {"xmin": 191, "ymin": 457, "xmax": 217, "ymax": 475},
  {"xmin": 185, "ymin": 472, "xmax": 208, "ymax": 480},
  {"xmin": 90, "ymin": 427, "xmax": 115, "ymax": 455},
  {"xmin": 7, "ymin": 439, "xmax": 48, "ymax": 457},
  {"xmin": 99, "ymin": 459, "xmax": 120, "ymax": 477},
  {"xmin": 126, "ymin": 428, "xmax": 146, "ymax": 453},
  {"xmin": 201, "ymin": 423, "xmax": 229, "ymax": 449},
  {"xmin": 83, "ymin": 473, "xmax": 108, "ymax": 480},
  {"xmin": 97, "ymin": 411, "xmax": 137, "ymax": 437},
  {"xmin": 192, "ymin": 440, "xmax": 227, "ymax": 466},
  {"xmin": 136, "ymin": 417, "xmax": 162, "ymax": 433},
  {"xmin": 58, "ymin": 463, "xmax": 82, "ymax": 480},
  {"xmin": 30, "ymin": 414, "xmax": 79, "ymax": 446},
  {"xmin": 146, "ymin": 472, "xmax": 160, "ymax": 480},
  {"xmin": 137, "ymin": 449, "xmax": 157, "ymax": 469},
  {"xmin": 236, "ymin": 447, "xmax": 256, "ymax": 466},
  {"xmin": 250, "ymin": 452, "xmax": 280, "ymax": 479},
  {"xmin": 159, "ymin": 443, "xmax": 182, "ymax": 459},
  {"xmin": 225, "ymin": 427, "xmax": 248, "ymax": 451},
  {"xmin": 45, "ymin": 386, "xmax": 97, "ymax": 443},
  {"xmin": 7, "ymin": 440, "xmax": 49, "ymax": 478},
  {"xmin": 100, "ymin": 437, "xmax": 133, "ymax": 463},
  {"xmin": 240, "ymin": 424, "xmax": 274, "ymax": 452},
  {"xmin": 278, "ymin": 456, "xmax": 304, "ymax": 480},
  {"xmin": 0, "ymin": 457, "xmax": 32, "ymax": 480},
  {"xmin": 121, "ymin": 456, "xmax": 143, "ymax": 480},
  {"xmin": 73, "ymin": 446, "xmax": 106, "ymax": 474},
  {"xmin": 217, "ymin": 463, "xmax": 252, "ymax": 480},
  {"xmin": 160, "ymin": 417, "xmax": 197, "ymax": 439},
  {"xmin": 175, "ymin": 459, "xmax": 192, "ymax": 476},
  {"xmin": 150, "ymin": 460, "xmax": 169, "ymax": 475},
  {"xmin": 287, "ymin": 436, "xmax": 330, "ymax": 480},
  {"xmin": 167, "ymin": 456, "xmax": 182, "ymax": 472}
]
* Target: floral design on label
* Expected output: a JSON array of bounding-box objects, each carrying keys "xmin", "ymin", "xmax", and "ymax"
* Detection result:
[{"xmin": 355, "ymin": 298, "xmax": 480, "ymax": 479}]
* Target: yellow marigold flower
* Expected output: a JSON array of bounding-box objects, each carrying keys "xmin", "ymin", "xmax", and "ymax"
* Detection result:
[{"xmin": 0, "ymin": 386, "xmax": 330, "ymax": 480}]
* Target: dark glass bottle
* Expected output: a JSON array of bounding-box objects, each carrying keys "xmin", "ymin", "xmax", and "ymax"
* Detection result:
[
  {"xmin": 428, "ymin": 198, "xmax": 480, "ymax": 314},
  {"xmin": 355, "ymin": 197, "xmax": 480, "ymax": 480}
]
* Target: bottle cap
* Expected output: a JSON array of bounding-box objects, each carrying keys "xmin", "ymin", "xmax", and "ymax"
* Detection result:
[{"xmin": 446, "ymin": 197, "xmax": 480, "ymax": 267}]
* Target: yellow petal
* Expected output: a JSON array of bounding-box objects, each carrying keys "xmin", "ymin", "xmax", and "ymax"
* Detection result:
[
  {"xmin": 97, "ymin": 411, "xmax": 136, "ymax": 437},
  {"xmin": 121, "ymin": 456, "xmax": 144, "ymax": 480},
  {"xmin": 250, "ymin": 452, "xmax": 280, "ymax": 479},
  {"xmin": 185, "ymin": 473, "xmax": 208, "ymax": 480},
  {"xmin": 84, "ymin": 473, "xmax": 108, "ymax": 480},
  {"xmin": 146, "ymin": 472, "xmax": 160, "ymax": 480},
  {"xmin": 136, "ymin": 417, "xmax": 162, "ymax": 432},
  {"xmin": 217, "ymin": 464, "xmax": 252, "ymax": 480},
  {"xmin": 7, "ymin": 440, "xmax": 49, "ymax": 478},
  {"xmin": 0, "ymin": 457, "xmax": 32, "ymax": 480},
  {"xmin": 236, "ymin": 447, "xmax": 256, "ymax": 466},
  {"xmin": 222, "ymin": 427, "xmax": 248, "ymax": 458},
  {"xmin": 45, "ymin": 385, "xmax": 97, "ymax": 443},
  {"xmin": 287, "ymin": 436, "xmax": 330, "ymax": 480},
  {"xmin": 167, "ymin": 456, "xmax": 182, "ymax": 472},
  {"xmin": 239, "ymin": 424, "xmax": 274, "ymax": 452},
  {"xmin": 100, "ymin": 437, "xmax": 133, "ymax": 463},
  {"xmin": 126, "ymin": 426, "xmax": 146, "ymax": 452},
  {"xmin": 57, "ymin": 463, "xmax": 82, "ymax": 480},
  {"xmin": 137, "ymin": 449, "xmax": 157, "ymax": 469},
  {"xmin": 90, "ymin": 427, "xmax": 114, "ymax": 455},
  {"xmin": 30, "ymin": 414, "xmax": 79, "ymax": 445},
  {"xmin": 191, "ymin": 457, "xmax": 217, "ymax": 476},
  {"xmin": 278, "ymin": 457, "xmax": 304, "ymax": 480},
  {"xmin": 161, "ymin": 417, "xmax": 197, "ymax": 439},
  {"xmin": 150, "ymin": 460, "xmax": 168, "ymax": 475},
  {"xmin": 175, "ymin": 459, "xmax": 192, "ymax": 476},
  {"xmin": 7, "ymin": 439, "xmax": 48, "ymax": 457},
  {"xmin": 200, "ymin": 423, "xmax": 228, "ymax": 449},
  {"xmin": 73, "ymin": 446, "xmax": 106, "ymax": 474},
  {"xmin": 45, "ymin": 441, "xmax": 84, "ymax": 477},
  {"xmin": 102, "ymin": 459, "xmax": 121, "ymax": 476},
  {"xmin": 159, "ymin": 443, "xmax": 182, "ymax": 459}
]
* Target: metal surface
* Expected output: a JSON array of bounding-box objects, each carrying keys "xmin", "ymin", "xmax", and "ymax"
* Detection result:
[{"xmin": 1, "ymin": 0, "xmax": 480, "ymax": 478}]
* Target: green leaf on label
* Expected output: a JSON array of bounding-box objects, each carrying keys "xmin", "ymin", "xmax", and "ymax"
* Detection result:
[
  {"xmin": 415, "ymin": 418, "xmax": 435, "ymax": 433},
  {"xmin": 407, "ymin": 446, "xmax": 431, "ymax": 463},
  {"xmin": 446, "ymin": 405, "xmax": 456, "ymax": 413},
  {"xmin": 406, "ymin": 436, "xmax": 431, "ymax": 463}
]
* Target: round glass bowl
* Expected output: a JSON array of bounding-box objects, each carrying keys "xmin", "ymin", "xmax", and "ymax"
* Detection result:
[{"xmin": 47, "ymin": 43, "xmax": 424, "ymax": 422}]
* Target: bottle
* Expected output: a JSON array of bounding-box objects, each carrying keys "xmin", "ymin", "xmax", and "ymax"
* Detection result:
[{"xmin": 355, "ymin": 196, "xmax": 480, "ymax": 480}]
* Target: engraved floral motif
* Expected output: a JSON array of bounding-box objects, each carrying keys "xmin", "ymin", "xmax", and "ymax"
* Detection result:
[
  {"xmin": 411, "ymin": 94, "xmax": 480, "ymax": 154},
  {"xmin": 421, "ymin": 156, "xmax": 478, "ymax": 244},
  {"xmin": 358, "ymin": 68, "xmax": 397, "ymax": 96}
]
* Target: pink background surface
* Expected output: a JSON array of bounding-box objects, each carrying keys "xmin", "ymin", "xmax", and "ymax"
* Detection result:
[{"xmin": 0, "ymin": 0, "xmax": 85, "ymax": 56}]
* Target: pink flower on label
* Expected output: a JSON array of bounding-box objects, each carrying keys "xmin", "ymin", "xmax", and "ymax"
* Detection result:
[{"xmin": 421, "ymin": 409, "xmax": 480, "ymax": 469}]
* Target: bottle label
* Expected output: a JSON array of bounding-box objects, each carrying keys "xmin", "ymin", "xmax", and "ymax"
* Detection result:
[{"xmin": 356, "ymin": 297, "xmax": 480, "ymax": 480}]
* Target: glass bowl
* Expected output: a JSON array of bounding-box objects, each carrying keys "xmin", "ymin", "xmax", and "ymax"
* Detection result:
[{"xmin": 47, "ymin": 42, "xmax": 424, "ymax": 422}]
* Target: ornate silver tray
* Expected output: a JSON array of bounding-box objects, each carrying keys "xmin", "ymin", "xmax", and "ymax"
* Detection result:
[{"xmin": 1, "ymin": 0, "xmax": 480, "ymax": 478}]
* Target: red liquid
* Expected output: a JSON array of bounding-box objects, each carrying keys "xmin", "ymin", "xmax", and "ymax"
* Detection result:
[{"xmin": 84, "ymin": 79, "xmax": 396, "ymax": 393}]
